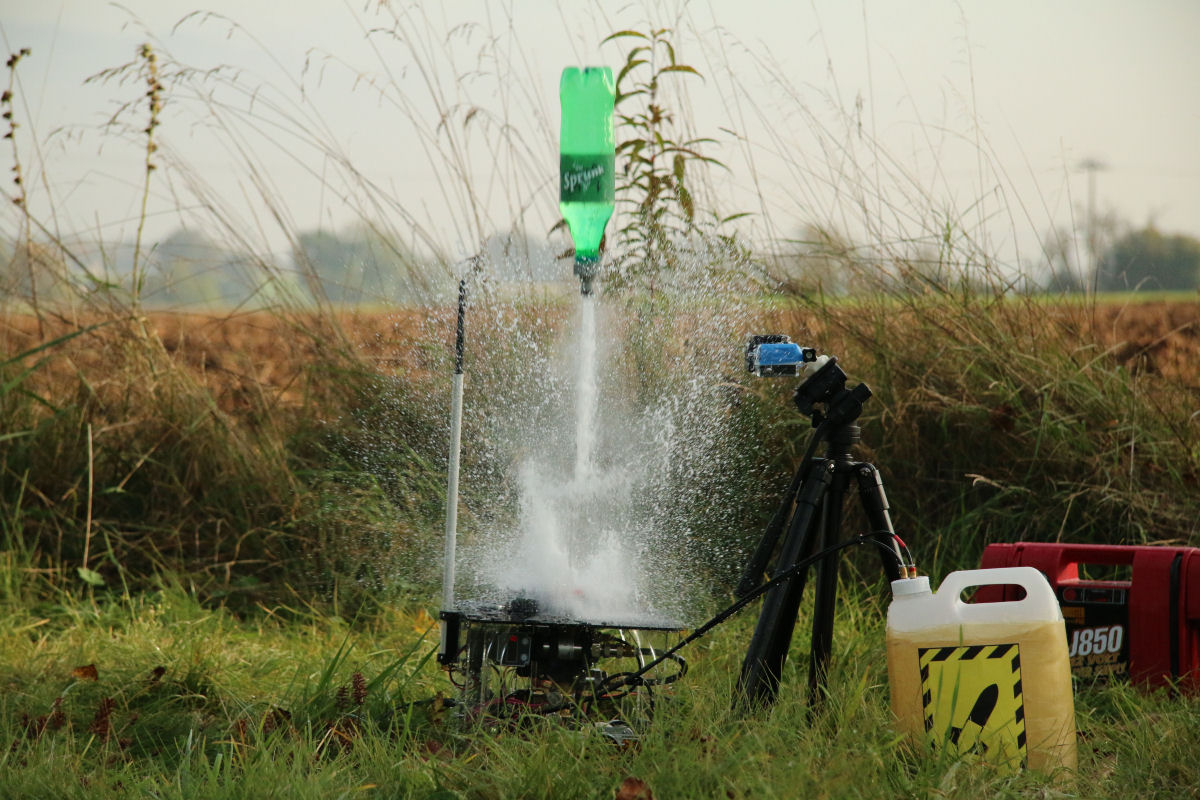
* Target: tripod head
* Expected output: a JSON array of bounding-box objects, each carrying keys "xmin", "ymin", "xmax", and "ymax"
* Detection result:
[
  {"xmin": 743, "ymin": 335, "xmax": 871, "ymax": 431},
  {"xmin": 791, "ymin": 356, "xmax": 872, "ymax": 432}
]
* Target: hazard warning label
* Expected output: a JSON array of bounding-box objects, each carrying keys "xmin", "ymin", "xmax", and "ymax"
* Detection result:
[{"xmin": 920, "ymin": 643, "xmax": 1025, "ymax": 766}]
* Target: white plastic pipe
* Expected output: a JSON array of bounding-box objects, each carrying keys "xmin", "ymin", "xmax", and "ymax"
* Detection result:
[
  {"xmin": 442, "ymin": 370, "xmax": 464, "ymax": 610},
  {"xmin": 442, "ymin": 279, "xmax": 467, "ymax": 612}
]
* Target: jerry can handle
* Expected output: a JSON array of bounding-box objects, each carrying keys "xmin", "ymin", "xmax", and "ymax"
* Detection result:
[{"xmin": 937, "ymin": 567, "xmax": 1062, "ymax": 622}]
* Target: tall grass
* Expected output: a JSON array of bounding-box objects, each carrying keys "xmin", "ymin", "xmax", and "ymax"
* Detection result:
[
  {"xmin": 747, "ymin": 275, "xmax": 1200, "ymax": 574},
  {"xmin": 1, "ymin": 316, "xmax": 290, "ymax": 588},
  {"xmin": 672, "ymin": 11, "xmax": 1200, "ymax": 569}
]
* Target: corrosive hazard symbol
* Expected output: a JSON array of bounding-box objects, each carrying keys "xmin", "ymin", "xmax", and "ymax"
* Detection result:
[{"xmin": 920, "ymin": 643, "xmax": 1025, "ymax": 765}]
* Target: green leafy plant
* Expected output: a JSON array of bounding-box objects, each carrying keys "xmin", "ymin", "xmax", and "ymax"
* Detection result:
[{"xmin": 603, "ymin": 27, "xmax": 750, "ymax": 293}]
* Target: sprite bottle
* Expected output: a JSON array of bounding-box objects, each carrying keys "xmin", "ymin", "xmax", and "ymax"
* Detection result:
[{"xmin": 560, "ymin": 66, "xmax": 615, "ymax": 295}]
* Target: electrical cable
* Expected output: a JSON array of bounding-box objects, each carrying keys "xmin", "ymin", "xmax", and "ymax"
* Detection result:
[{"xmin": 599, "ymin": 532, "xmax": 909, "ymax": 695}]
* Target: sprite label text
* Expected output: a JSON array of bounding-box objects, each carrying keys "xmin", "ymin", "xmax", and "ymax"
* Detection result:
[{"xmin": 560, "ymin": 154, "xmax": 615, "ymax": 203}]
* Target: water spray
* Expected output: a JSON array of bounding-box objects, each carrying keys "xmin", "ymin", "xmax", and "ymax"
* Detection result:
[
  {"xmin": 436, "ymin": 70, "xmax": 912, "ymax": 730},
  {"xmin": 434, "ymin": 67, "xmax": 687, "ymax": 732},
  {"xmin": 435, "ymin": 323, "xmax": 915, "ymax": 733},
  {"xmin": 436, "ymin": 63, "xmax": 913, "ymax": 733}
]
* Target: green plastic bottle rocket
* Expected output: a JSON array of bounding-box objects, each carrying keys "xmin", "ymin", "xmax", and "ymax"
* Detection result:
[{"xmin": 560, "ymin": 66, "xmax": 615, "ymax": 295}]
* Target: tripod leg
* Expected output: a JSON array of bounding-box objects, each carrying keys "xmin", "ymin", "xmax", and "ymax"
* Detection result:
[
  {"xmin": 736, "ymin": 459, "xmax": 835, "ymax": 709},
  {"xmin": 735, "ymin": 457, "xmax": 811, "ymax": 598},
  {"xmin": 854, "ymin": 464, "xmax": 905, "ymax": 581},
  {"xmin": 807, "ymin": 466, "xmax": 850, "ymax": 707}
]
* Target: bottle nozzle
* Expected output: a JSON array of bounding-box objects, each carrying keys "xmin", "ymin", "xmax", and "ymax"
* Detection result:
[{"xmin": 574, "ymin": 255, "xmax": 598, "ymax": 296}]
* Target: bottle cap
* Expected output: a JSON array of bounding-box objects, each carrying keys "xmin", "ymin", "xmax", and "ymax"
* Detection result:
[{"xmin": 890, "ymin": 576, "xmax": 930, "ymax": 597}]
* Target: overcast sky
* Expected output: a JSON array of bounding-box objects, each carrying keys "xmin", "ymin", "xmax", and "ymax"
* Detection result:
[{"xmin": 2, "ymin": 0, "xmax": 1198, "ymax": 273}]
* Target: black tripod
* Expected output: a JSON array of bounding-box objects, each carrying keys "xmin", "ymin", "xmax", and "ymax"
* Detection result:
[{"xmin": 735, "ymin": 357, "xmax": 905, "ymax": 710}]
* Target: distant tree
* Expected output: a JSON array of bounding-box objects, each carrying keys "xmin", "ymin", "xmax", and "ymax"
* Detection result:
[
  {"xmin": 769, "ymin": 225, "xmax": 859, "ymax": 295},
  {"xmin": 140, "ymin": 228, "xmax": 250, "ymax": 308},
  {"xmin": 293, "ymin": 226, "xmax": 428, "ymax": 306},
  {"xmin": 482, "ymin": 229, "xmax": 563, "ymax": 283},
  {"xmin": 1096, "ymin": 225, "xmax": 1200, "ymax": 292},
  {"xmin": 1035, "ymin": 225, "xmax": 1087, "ymax": 293},
  {"xmin": 1, "ymin": 236, "xmax": 71, "ymax": 307}
]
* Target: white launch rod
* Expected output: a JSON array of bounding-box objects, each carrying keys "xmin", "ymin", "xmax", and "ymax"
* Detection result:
[{"xmin": 442, "ymin": 279, "xmax": 467, "ymax": 611}]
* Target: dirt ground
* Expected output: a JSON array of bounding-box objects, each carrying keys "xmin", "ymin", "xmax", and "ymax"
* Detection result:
[{"xmin": 1083, "ymin": 300, "xmax": 1200, "ymax": 386}]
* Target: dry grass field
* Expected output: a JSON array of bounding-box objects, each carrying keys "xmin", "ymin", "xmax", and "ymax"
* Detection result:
[
  {"xmin": 1085, "ymin": 300, "xmax": 1200, "ymax": 386},
  {"xmin": 4, "ymin": 297, "xmax": 1195, "ymax": 423}
]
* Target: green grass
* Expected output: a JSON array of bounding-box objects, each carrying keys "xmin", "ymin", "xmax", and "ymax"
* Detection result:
[{"xmin": 3, "ymin": 575, "xmax": 1199, "ymax": 799}]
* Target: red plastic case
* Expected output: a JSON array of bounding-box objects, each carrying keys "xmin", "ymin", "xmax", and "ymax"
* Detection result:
[{"xmin": 977, "ymin": 542, "xmax": 1200, "ymax": 690}]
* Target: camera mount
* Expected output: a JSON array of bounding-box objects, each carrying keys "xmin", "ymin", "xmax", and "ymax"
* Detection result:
[{"xmin": 735, "ymin": 338, "xmax": 907, "ymax": 709}]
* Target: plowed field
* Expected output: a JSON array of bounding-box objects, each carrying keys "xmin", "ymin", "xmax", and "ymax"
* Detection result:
[{"xmin": 1085, "ymin": 300, "xmax": 1200, "ymax": 385}]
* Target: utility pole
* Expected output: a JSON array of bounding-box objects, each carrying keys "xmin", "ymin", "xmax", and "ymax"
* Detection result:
[{"xmin": 1078, "ymin": 157, "xmax": 1107, "ymax": 295}]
